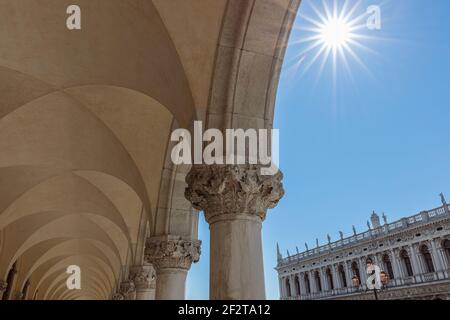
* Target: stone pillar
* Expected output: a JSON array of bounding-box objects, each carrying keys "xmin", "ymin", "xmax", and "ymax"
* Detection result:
[
  {"xmin": 185, "ymin": 164, "xmax": 284, "ymax": 300},
  {"xmin": 390, "ymin": 249, "xmax": 403, "ymax": 285},
  {"xmin": 344, "ymin": 261, "xmax": 352, "ymax": 289},
  {"xmin": 0, "ymin": 280, "xmax": 7, "ymax": 300},
  {"xmin": 359, "ymin": 257, "xmax": 367, "ymax": 288},
  {"xmin": 129, "ymin": 264, "xmax": 156, "ymax": 300},
  {"xmin": 299, "ymin": 273, "xmax": 307, "ymax": 298},
  {"xmin": 436, "ymin": 240, "xmax": 449, "ymax": 269},
  {"xmin": 332, "ymin": 264, "xmax": 341, "ymax": 289},
  {"xmin": 309, "ymin": 271, "xmax": 316, "ymax": 294},
  {"xmin": 409, "ymin": 245, "xmax": 422, "ymax": 275},
  {"xmin": 431, "ymin": 239, "xmax": 445, "ymax": 271},
  {"xmin": 320, "ymin": 268, "xmax": 328, "ymax": 292},
  {"xmin": 278, "ymin": 277, "xmax": 284, "ymax": 299},
  {"xmin": 145, "ymin": 236, "xmax": 201, "ymax": 300}
]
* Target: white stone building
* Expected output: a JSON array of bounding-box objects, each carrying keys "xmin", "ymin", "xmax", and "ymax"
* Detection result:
[{"xmin": 276, "ymin": 194, "xmax": 450, "ymax": 300}]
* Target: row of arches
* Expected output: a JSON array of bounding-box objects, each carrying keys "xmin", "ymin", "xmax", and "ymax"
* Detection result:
[{"xmin": 284, "ymin": 239, "xmax": 450, "ymax": 297}]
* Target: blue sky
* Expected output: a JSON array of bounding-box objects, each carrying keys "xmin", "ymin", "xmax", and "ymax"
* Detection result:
[{"xmin": 187, "ymin": 0, "xmax": 450, "ymax": 299}]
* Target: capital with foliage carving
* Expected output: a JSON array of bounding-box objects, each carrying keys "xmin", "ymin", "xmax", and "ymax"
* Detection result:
[
  {"xmin": 129, "ymin": 264, "xmax": 156, "ymax": 290},
  {"xmin": 185, "ymin": 164, "xmax": 284, "ymax": 222},
  {"xmin": 145, "ymin": 236, "xmax": 201, "ymax": 270}
]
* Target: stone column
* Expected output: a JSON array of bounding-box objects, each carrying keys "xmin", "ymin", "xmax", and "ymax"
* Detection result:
[
  {"xmin": 185, "ymin": 164, "xmax": 284, "ymax": 300},
  {"xmin": 309, "ymin": 271, "xmax": 316, "ymax": 294},
  {"xmin": 299, "ymin": 273, "xmax": 307, "ymax": 298},
  {"xmin": 145, "ymin": 236, "xmax": 201, "ymax": 300},
  {"xmin": 436, "ymin": 240, "xmax": 449, "ymax": 269},
  {"xmin": 332, "ymin": 264, "xmax": 341, "ymax": 289},
  {"xmin": 344, "ymin": 261, "xmax": 352, "ymax": 289},
  {"xmin": 278, "ymin": 277, "xmax": 283, "ymax": 299},
  {"xmin": 390, "ymin": 249, "xmax": 402, "ymax": 285},
  {"xmin": 409, "ymin": 245, "xmax": 422, "ymax": 275},
  {"xmin": 0, "ymin": 280, "xmax": 7, "ymax": 300},
  {"xmin": 359, "ymin": 257, "xmax": 367, "ymax": 288},
  {"xmin": 431, "ymin": 239, "xmax": 445, "ymax": 271},
  {"xmin": 129, "ymin": 264, "xmax": 156, "ymax": 300},
  {"xmin": 320, "ymin": 268, "xmax": 328, "ymax": 292}
]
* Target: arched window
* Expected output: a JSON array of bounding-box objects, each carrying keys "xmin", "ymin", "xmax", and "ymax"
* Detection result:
[
  {"xmin": 443, "ymin": 239, "xmax": 450, "ymax": 267},
  {"xmin": 304, "ymin": 273, "xmax": 311, "ymax": 294},
  {"xmin": 294, "ymin": 275, "xmax": 301, "ymax": 296},
  {"xmin": 420, "ymin": 244, "xmax": 435, "ymax": 273},
  {"xmin": 338, "ymin": 265, "xmax": 347, "ymax": 287},
  {"xmin": 351, "ymin": 261, "xmax": 361, "ymax": 281},
  {"xmin": 285, "ymin": 278, "xmax": 291, "ymax": 297},
  {"xmin": 400, "ymin": 249, "xmax": 414, "ymax": 277},
  {"xmin": 383, "ymin": 254, "xmax": 395, "ymax": 279},
  {"xmin": 326, "ymin": 268, "xmax": 334, "ymax": 290},
  {"xmin": 314, "ymin": 271, "xmax": 322, "ymax": 292}
]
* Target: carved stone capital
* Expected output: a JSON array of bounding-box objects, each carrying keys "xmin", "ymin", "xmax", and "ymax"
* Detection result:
[
  {"xmin": 112, "ymin": 293, "xmax": 124, "ymax": 300},
  {"xmin": 185, "ymin": 164, "xmax": 284, "ymax": 222},
  {"xmin": 129, "ymin": 265, "xmax": 156, "ymax": 290},
  {"xmin": 115, "ymin": 280, "xmax": 136, "ymax": 300},
  {"xmin": 145, "ymin": 236, "xmax": 201, "ymax": 271}
]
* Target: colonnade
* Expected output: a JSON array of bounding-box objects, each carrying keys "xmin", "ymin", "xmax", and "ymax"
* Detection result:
[{"xmin": 280, "ymin": 237, "xmax": 450, "ymax": 299}]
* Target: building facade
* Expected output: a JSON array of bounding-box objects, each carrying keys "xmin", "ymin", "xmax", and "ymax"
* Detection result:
[{"xmin": 276, "ymin": 195, "xmax": 450, "ymax": 300}]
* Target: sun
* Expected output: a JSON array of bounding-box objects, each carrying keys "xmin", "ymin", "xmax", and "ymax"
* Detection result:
[
  {"xmin": 288, "ymin": 0, "xmax": 378, "ymax": 82},
  {"xmin": 319, "ymin": 17, "xmax": 351, "ymax": 50}
]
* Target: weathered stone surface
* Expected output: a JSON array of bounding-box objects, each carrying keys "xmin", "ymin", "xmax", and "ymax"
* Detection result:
[
  {"xmin": 145, "ymin": 237, "xmax": 201, "ymax": 270},
  {"xmin": 185, "ymin": 164, "xmax": 284, "ymax": 222}
]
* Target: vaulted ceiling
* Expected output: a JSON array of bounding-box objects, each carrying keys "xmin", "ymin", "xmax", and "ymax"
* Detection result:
[{"xmin": 0, "ymin": 0, "xmax": 300, "ymax": 299}]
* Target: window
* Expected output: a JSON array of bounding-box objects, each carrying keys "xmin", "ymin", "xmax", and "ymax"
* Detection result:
[
  {"xmin": 304, "ymin": 273, "xmax": 311, "ymax": 294},
  {"xmin": 315, "ymin": 271, "xmax": 322, "ymax": 292},
  {"xmin": 326, "ymin": 268, "xmax": 334, "ymax": 290},
  {"xmin": 401, "ymin": 250, "xmax": 414, "ymax": 277},
  {"xmin": 285, "ymin": 278, "xmax": 291, "ymax": 297},
  {"xmin": 382, "ymin": 254, "xmax": 395, "ymax": 279},
  {"xmin": 420, "ymin": 244, "xmax": 435, "ymax": 273},
  {"xmin": 443, "ymin": 239, "xmax": 450, "ymax": 267},
  {"xmin": 295, "ymin": 276, "xmax": 301, "ymax": 296},
  {"xmin": 339, "ymin": 264, "xmax": 347, "ymax": 287},
  {"xmin": 351, "ymin": 261, "xmax": 361, "ymax": 281}
]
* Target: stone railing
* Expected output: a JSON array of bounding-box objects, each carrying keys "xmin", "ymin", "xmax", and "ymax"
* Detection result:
[{"xmin": 279, "ymin": 204, "xmax": 450, "ymax": 266}]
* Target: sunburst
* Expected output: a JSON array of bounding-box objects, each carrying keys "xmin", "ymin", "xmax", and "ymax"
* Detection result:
[{"xmin": 288, "ymin": 0, "xmax": 378, "ymax": 83}]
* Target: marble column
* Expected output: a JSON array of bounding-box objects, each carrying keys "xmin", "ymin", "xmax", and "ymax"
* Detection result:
[
  {"xmin": 344, "ymin": 261, "xmax": 352, "ymax": 289},
  {"xmin": 185, "ymin": 164, "xmax": 284, "ymax": 300},
  {"xmin": 145, "ymin": 236, "xmax": 201, "ymax": 300},
  {"xmin": 129, "ymin": 264, "xmax": 156, "ymax": 300},
  {"xmin": 332, "ymin": 264, "xmax": 341, "ymax": 289},
  {"xmin": 309, "ymin": 271, "xmax": 316, "ymax": 294},
  {"xmin": 390, "ymin": 249, "xmax": 402, "ymax": 285},
  {"xmin": 436, "ymin": 240, "xmax": 449, "ymax": 269},
  {"xmin": 430, "ymin": 239, "xmax": 445, "ymax": 271},
  {"xmin": 320, "ymin": 268, "xmax": 328, "ymax": 292},
  {"xmin": 359, "ymin": 257, "xmax": 367, "ymax": 288},
  {"xmin": 299, "ymin": 273, "xmax": 307, "ymax": 298},
  {"xmin": 278, "ymin": 277, "xmax": 284, "ymax": 299},
  {"xmin": 409, "ymin": 245, "xmax": 422, "ymax": 275}
]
